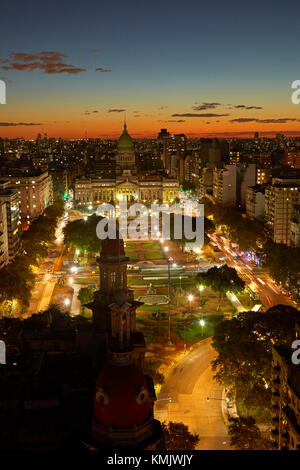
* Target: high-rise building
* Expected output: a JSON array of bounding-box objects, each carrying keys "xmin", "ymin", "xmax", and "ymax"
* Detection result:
[
  {"xmin": 271, "ymin": 323, "xmax": 300, "ymax": 450},
  {"xmin": 284, "ymin": 151, "xmax": 300, "ymax": 170},
  {"xmin": 265, "ymin": 177, "xmax": 300, "ymax": 245},
  {"xmin": 213, "ymin": 165, "xmax": 237, "ymax": 207},
  {"xmin": 237, "ymin": 163, "xmax": 256, "ymax": 206},
  {"xmin": 246, "ymin": 185, "xmax": 266, "ymax": 222},
  {"xmin": 256, "ymin": 167, "xmax": 271, "ymax": 185},
  {"xmin": 0, "ymin": 169, "xmax": 53, "ymax": 230},
  {"xmin": 157, "ymin": 129, "xmax": 186, "ymax": 174},
  {"xmin": 290, "ymin": 204, "xmax": 300, "ymax": 247},
  {"xmin": 0, "ymin": 181, "xmax": 21, "ymax": 261},
  {"xmin": 0, "ymin": 202, "xmax": 9, "ymax": 269}
]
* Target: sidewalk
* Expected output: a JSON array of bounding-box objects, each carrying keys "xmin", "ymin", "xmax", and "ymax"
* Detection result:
[
  {"xmin": 70, "ymin": 283, "xmax": 83, "ymax": 316},
  {"xmin": 221, "ymin": 388, "xmax": 238, "ymax": 427}
]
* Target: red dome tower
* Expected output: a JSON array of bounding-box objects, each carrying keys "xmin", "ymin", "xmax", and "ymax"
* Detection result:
[
  {"xmin": 86, "ymin": 235, "xmax": 164, "ymax": 449},
  {"xmin": 91, "ymin": 351, "xmax": 163, "ymax": 447}
]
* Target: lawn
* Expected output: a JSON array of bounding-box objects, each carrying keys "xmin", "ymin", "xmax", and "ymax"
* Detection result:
[
  {"xmin": 141, "ymin": 241, "xmax": 165, "ymax": 260},
  {"xmin": 125, "ymin": 250, "xmax": 139, "ymax": 261}
]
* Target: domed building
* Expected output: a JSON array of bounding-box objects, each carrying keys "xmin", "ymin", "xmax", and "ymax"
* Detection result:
[
  {"xmin": 116, "ymin": 122, "xmax": 136, "ymax": 176},
  {"xmin": 117, "ymin": 122, "xmax": 134, "ymax": 151},
  {"xmin": 74, "ymin": 122, "xmax": 179, "ymax": 207}
]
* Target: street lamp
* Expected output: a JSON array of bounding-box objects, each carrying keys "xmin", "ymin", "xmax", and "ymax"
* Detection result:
[
  {"xmin": 206, "ymin": 396, "xmax": 230, "ymax": 403},
  {"xmin": 188, "ymin": 294, "xmax": 193, "ymax": 315},
  {"xmin": 199, "ymin": 318, "xmax": 205, "ymax": 336},
  {"xmin": 166, "ymin": 254, "xmax": 172, "ymax": 346},
  {"xmin": 64, "ymin": 298, "xmax": 70, "ymax": 307}
]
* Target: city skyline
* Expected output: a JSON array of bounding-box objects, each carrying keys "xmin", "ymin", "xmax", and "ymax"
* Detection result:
[{"xmin": 1, "ymin": 0, "xmax": 300, "ymax": 138}]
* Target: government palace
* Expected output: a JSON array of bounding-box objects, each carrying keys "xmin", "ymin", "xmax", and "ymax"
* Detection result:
[{"xmin": 74, "ymin": 123, "xmax": 179, "ymax": 207}]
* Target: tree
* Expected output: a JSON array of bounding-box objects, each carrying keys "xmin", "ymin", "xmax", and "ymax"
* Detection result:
[
  {"xmin": 202, "ymin": 198, "xmax": 265, "ymax": 251},
  {"xmin": 161, "ymin": 421, "xmax": 199, "ymax": 450},
  {"xmin": 144, "ymin": 361, "xmax": 165, "ymax": 386},
  {"xmin": 77, "ymin": 287, "xmax": 95, "ymax": 304},
  {"xmin": 196, "ymin": 264, "xmax": 245, "ymax": 311},
  {"xmin": 212, "ymin": 305, "xmax": 300, "ymax": 420},
  {"xmin": 63, "ymin": 214, "xmax": 103, "ymax": 254},
  {"xmin": 228, "ymin": 416, "xmax": 270, "ymax": 450}
]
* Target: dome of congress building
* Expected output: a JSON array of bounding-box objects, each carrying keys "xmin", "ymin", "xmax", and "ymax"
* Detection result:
[{"xmin": 117, "ymin": 122, "xmax": 134, "ymax": 150}]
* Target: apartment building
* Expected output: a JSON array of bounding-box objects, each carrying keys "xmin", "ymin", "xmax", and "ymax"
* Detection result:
[
  {"xmin": 290, "ymin": 204, "xmax": 300, "ymax": 247},
  {"xmin": 0, "ymin": 170, "xmax": 53, "ymax": 230},
  {"xmin": 238, "ymin": 163, "xmax": 256, "ymax": 205},
  {"xmin": 213, "ymin": 165, "xmax": 237, "ymax": 207},
  {"xmin": 264, "ymin": 177, "xmax": 300, "ymax": 245},
  {"xmin": 271, "ymin": 323, "xmax": 300, "ymax": 450},
  {"xmin": 0, "ymin": 181, "xmax": 21, "ymax": 261},
  {"xmin": 0, "ymin": 202, "xmax": 9, "ymax": 269},
  {"xmin": 246, "ymin": 184, "xmax": 266, "ymax": 222}
]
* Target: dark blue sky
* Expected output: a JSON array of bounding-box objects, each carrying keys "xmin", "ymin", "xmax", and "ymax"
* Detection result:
[{"xmin": 1, "ymin": 0, "xmax": 300, "ymax": 138}]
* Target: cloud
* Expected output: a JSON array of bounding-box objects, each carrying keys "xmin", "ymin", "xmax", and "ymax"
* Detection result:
[
  {"xmin": 233, "ymin": 104, "xmax": 263, "ymax": 110},
  {"xmin": 95, "ymin": 67, "xmax": 112, "ymax": 72},
  {"xmin": 172, "ymin": 113, "xmax": 229, "ymax": 118},
  {"xmin": 192, "ymin": 102, "xmax": 221, "ymax": 110},
  {"xmin": 167, "ymin": 119, "xmax": 185, "ymax": 122},
  {"xmin": 1, "ymin": 51, "xmax": 86, "ymax": 74},
  {"xmin": 230, "ymin": 117, "xmax": 298, "ymax": 123},
  {"xmin": 0, "ymin": 122, "xmax": 42, "ymax": 126},
  {"xmin": 108, "ymin": 108, "xmax": 126, "ymax": 113},
  {"xmin": 84, "ymin": 110, "xmax": 99, "ymax": 115}
]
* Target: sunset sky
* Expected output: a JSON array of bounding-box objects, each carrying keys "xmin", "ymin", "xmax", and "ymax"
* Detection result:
[{"xmin": 1, "ymin": 0, "xmax": 300, "ymax": 139}]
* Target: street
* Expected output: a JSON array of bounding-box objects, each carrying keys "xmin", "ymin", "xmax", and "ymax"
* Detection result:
[
  {"xmin": 209, "ymin": 232, "xmax": 296, "ymax": 310},
  {"xmin": 155, "ymin": 339, "xmax": 231, "ymax": 450}
]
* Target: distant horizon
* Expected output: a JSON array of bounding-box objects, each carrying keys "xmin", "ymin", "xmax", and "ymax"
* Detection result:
[{"xmin": 2, "ymin": 129, "xmax": 300, "ymax": 141}]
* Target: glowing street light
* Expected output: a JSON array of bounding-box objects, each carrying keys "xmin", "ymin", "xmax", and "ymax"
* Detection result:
[
  {"xmin": 188, "ymin": 294, "xmax": 193, "ymax": 315},
  {"xmin": 199, "ymin": 285, "xmax": 204, "ymax": 303},
  {"xmin": 64, "ymin": 298, "xmax": 70, "ymax": 306},
  {"xmin": 69, "ymin": 277, "xmax": 74, "ymax": 285},
  {"xmin": 199, "ymin": 318, "xmax": 205, "ymax": 336}
]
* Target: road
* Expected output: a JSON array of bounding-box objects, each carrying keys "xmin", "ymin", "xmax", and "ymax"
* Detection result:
[
  {"xmin": 26, "ymin": 217, "xmax": 66, "ymax": 316},
  {"xmin": 209, "ymin": 233, "xmax": 296, "ymax": 310},
  {"xmin": 155, "ymin": 339, "xmax": 231, "ymax": 450}
]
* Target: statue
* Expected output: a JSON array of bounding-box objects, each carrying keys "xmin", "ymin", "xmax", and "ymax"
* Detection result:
[{"xmin": 147, "ymin": 283, "xmax": 156, "ymax": 295}]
